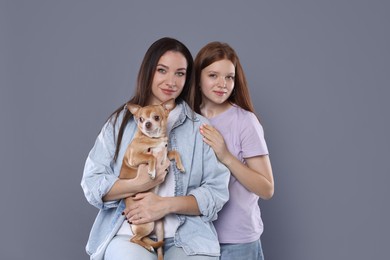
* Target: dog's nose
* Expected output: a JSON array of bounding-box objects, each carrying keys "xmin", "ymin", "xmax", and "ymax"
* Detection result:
[{"xmin": 145, "ymin": 122, "xmax": 152, "ymax": 129}]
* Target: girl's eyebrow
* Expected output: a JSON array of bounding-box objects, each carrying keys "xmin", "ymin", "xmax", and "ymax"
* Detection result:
[{"xmin": 206, "ymin": 70, "xmax": 234, "ymax": 75}]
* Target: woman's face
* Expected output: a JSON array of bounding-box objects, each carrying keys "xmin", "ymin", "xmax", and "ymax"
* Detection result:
[
  {"xmin": 199, "ymin": 59, "xmax": 235, "ymax": 106},
  {"xmin": 148, "ymin": 51, "xmax": 188, "ymax": 105}
]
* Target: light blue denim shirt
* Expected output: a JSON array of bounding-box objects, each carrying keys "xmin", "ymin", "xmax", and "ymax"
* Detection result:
[{"xmin": 81, "ymin": 100, "xmax": 230, "ymax": 260}]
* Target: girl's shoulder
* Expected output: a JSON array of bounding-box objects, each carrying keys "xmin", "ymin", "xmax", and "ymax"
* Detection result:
[{"xmin": 231, "ymin": 104, "xmax": 258, "ymax": 121}]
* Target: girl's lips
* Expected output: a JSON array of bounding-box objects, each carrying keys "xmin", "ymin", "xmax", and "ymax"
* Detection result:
[{"xmin": 213, "ymin": 91, "xmax": 227, "ymax": 96}]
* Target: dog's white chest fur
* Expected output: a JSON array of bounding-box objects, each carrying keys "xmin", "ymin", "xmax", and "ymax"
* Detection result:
[{"xmin": 150, "ymin": 140, "xmax": 168, "ymax": 159}]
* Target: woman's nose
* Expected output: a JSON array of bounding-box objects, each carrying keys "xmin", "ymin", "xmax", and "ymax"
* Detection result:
[{"xmin": 167, "ymin": 74, "xmax": 177, "ymax": 87}]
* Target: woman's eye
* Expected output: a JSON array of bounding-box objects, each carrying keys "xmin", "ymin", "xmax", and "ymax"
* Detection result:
[
  {"xmin": 157, "ymin": 68, "xmax": 166, "ymax": 74},
  {"xmin": 154, "ymin": 116, "xmax": 160, "ymax": 121},
  {"xmin": 176, "ymin": 72, "xmax": 186, "ymax": 77},
  {"xmin": 209, "ymin": 74, "xmax": 217, "ymax": 78}
]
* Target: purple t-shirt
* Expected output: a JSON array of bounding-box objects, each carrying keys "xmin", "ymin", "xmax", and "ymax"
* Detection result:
[{"xmin": 209, "ymin": 104, "xmax": 268, "ymax": 243}]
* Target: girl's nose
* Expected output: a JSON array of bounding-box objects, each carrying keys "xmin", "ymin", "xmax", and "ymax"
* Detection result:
[{"xmin": 218, "ymin": 76, "xmax": 227, "ymax": 88}]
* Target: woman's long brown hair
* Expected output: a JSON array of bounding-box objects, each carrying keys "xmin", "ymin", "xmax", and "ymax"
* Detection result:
[{"xmin": 108, "ymin": 37, "xmax": 194, "ymax": 161}]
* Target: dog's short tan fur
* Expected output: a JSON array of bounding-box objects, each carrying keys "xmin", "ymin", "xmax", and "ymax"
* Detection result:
[{"xmin": 119, "ymin": 99, "xmax": 184, "ymax": 260}]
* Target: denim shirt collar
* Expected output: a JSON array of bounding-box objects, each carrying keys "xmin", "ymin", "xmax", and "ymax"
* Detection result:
[{"xmin": 175, "ymin": 99, "xmax": 198, "ymax": 125}]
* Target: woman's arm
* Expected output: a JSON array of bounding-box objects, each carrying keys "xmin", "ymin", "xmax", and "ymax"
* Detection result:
[
  {"xmin": 81, "ymin": 118, "xmax": 170, "ymax": 209},
  {"xmin": 200, "ymin": 124, "xmax": 274, "ymax": 200},
  {"xmin": 124, "ymin": 193, "xmax": 200, "ymax": 224},
  {"xmin": 102, "ymin": 156, "xmax": 170, "ymax": 202},
  {"xmin": 124, "ymin": 126, "xmax": 230, "ymax": 224}
]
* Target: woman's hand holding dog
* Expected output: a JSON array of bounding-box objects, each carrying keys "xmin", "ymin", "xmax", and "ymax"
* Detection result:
[{"xmin": 124, "ymin": 192, "xmax": 167, "ymax": 224}]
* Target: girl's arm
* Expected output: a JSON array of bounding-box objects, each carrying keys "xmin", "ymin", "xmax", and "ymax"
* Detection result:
[
  {"xmin": 200, "ymin": 124, "xmax": 274, "ymax": 200},
  {"xmin": 222, "ymin": 153, "xmax": 274, "ymax": 199}
]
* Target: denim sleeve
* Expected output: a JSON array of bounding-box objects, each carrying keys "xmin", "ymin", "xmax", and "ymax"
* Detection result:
[
  {"xmin": 188, "ymin": 142, "xmax": 230, "ymax": 222},
  {"xmin": 81, "ymin": 120, "xmax": 120, "ymax": 210}
]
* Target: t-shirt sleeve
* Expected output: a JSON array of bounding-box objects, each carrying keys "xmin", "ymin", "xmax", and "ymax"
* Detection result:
[{"xmin": 240, "ymin": 112, "xmax": 269, "ymax": 158}]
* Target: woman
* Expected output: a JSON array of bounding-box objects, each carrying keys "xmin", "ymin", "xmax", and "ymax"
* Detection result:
[
  {"xmin": 194, "ymin": 42, "xmax": 274, "ymax": 260},
  {"xmin": 81, "ymin": 37, "xmax": 230, "ymax": 260}
]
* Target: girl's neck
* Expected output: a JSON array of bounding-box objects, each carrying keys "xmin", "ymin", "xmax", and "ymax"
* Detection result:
[{"xmin": 200, "ymin": 101, "xmax": 232, "ymax": 119}]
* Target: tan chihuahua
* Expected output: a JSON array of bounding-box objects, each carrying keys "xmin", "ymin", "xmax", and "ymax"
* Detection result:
[{"xmin": 119, "ymin": 98, "xmax": 185, "ymax": 260}]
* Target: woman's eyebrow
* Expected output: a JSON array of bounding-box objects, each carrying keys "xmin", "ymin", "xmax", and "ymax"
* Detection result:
[
  {"xmin": 157, "ymin": 64, "xmax": 169, "ymax": 68},
  {"xmin": 157, "ymin": 64, "xmax": 187, "ymax": 71}
]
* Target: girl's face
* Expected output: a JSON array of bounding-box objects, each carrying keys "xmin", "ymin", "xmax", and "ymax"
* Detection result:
[
  {"xmin": 148, "ymin": 51, "xmax": 188, "ymax": 105},
  {"xmin": 200, "ymin": 59, "xmax": 235, "ymax": 106}
]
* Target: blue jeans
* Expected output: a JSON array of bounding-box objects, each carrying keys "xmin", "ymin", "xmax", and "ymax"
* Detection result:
[
  {"xmin": 220, "ymin": 240, "xmax": 264, "ymax": 260},
  {"xmin": 104, "ymin": 235, "xmax": 218, "ymax": 260}
]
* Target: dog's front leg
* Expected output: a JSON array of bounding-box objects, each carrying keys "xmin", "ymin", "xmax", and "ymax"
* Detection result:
[
  {"xmin": 129, "ymin": 153, "xmax": 157, "ymax": 179},
  {"xmin": 167, "ymin": 151, "xmax": 185, "ymax": 172}
]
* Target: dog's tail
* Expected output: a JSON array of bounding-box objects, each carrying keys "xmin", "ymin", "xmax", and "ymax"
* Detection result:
[
  {"xmin": 142, "ymin": 237, "xmax": 164, "ymax": 250},
  {"xmin": 157, "ymin": 246, "xmax": 163, "ymax": 260}
]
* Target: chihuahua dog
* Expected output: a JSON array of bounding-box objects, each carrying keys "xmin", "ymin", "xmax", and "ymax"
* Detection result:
[{"xmin": 119, "ymin": 98, "xmax": 185, "ymax": 260}]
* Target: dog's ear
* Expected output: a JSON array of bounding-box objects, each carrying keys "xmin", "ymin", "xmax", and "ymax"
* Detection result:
[
  {"xmin": 161, "ymin": 98, "xmax": 175, "ymax": 111},
  {"xmin": 127, "ymin": 103, "xmax": 141, "ymax": 115}
]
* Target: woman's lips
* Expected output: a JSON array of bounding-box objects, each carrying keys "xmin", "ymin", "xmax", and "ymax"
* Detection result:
[{"xmin": 161, "ymin": 89, "xmax": 176, "ymax": 95}]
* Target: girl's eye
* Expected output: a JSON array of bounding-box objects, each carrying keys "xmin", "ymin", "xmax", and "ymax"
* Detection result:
[
  {"xmin": 154, "ymin": 116, "xmax": 160, "ymax": 121},
  {"xmin": 226, "ymin": 75, "xmax": 235, "ymax": 81},
  {"xmin": 139, "ymin": 117, "xmax": 144, "ymax": 123}
]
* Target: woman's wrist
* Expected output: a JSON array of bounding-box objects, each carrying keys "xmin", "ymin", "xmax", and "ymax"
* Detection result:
[
  {"xmin": 161, "ymin": 195, "xmax": 200, "ymax": 216},
  {"xmin": 161, "ymin": 197, "xmax": 174, "ymax": 215}
]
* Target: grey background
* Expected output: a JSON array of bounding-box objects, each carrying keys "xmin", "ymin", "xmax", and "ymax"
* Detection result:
[{"xmin": 1, "ymin": 1, "xmax": 389, "ymax": 259}]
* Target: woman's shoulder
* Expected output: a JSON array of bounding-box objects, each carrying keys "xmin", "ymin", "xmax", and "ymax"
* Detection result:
[
  {"xmin": 106, "ymin": 108, "xmax": 126, "ymax": 127},
  {"xmin": 101, "ymin": 107, "xmax": 135, "ymax": 136}
]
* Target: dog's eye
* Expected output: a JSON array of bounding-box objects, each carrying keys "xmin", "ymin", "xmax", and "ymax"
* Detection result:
[
  {"xmin": 154, "ymin": 116, "xmax": 160, "ymax": 121},
  {"xmin": 139, "ymin": 117, "xmax": 144, "ymax": 123}
]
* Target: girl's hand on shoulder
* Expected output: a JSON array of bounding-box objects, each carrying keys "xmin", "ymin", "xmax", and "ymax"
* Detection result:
[{"xmin": 200, "ymin": 124, "xmax": 232, "ymax": 165}]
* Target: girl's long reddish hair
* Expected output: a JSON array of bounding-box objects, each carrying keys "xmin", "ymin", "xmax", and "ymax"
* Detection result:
[{"xmin": 193, "ymin": 42, "xmax": 255, "ymax": 114}]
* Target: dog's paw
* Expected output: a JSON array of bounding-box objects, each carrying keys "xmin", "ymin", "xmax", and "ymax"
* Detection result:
[
  {"xmin": 149, "ymin": 169, "xmax": 156, "ymax": 179},
  {"xmin": 176, "ymin": 162, "xmax": 185, "ymax": 173}
]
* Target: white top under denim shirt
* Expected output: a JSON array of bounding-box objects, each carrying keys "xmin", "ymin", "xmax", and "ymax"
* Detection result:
[{"xmin": 81, "ymin": 100, "xmax": 230, "ymax": 260}]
